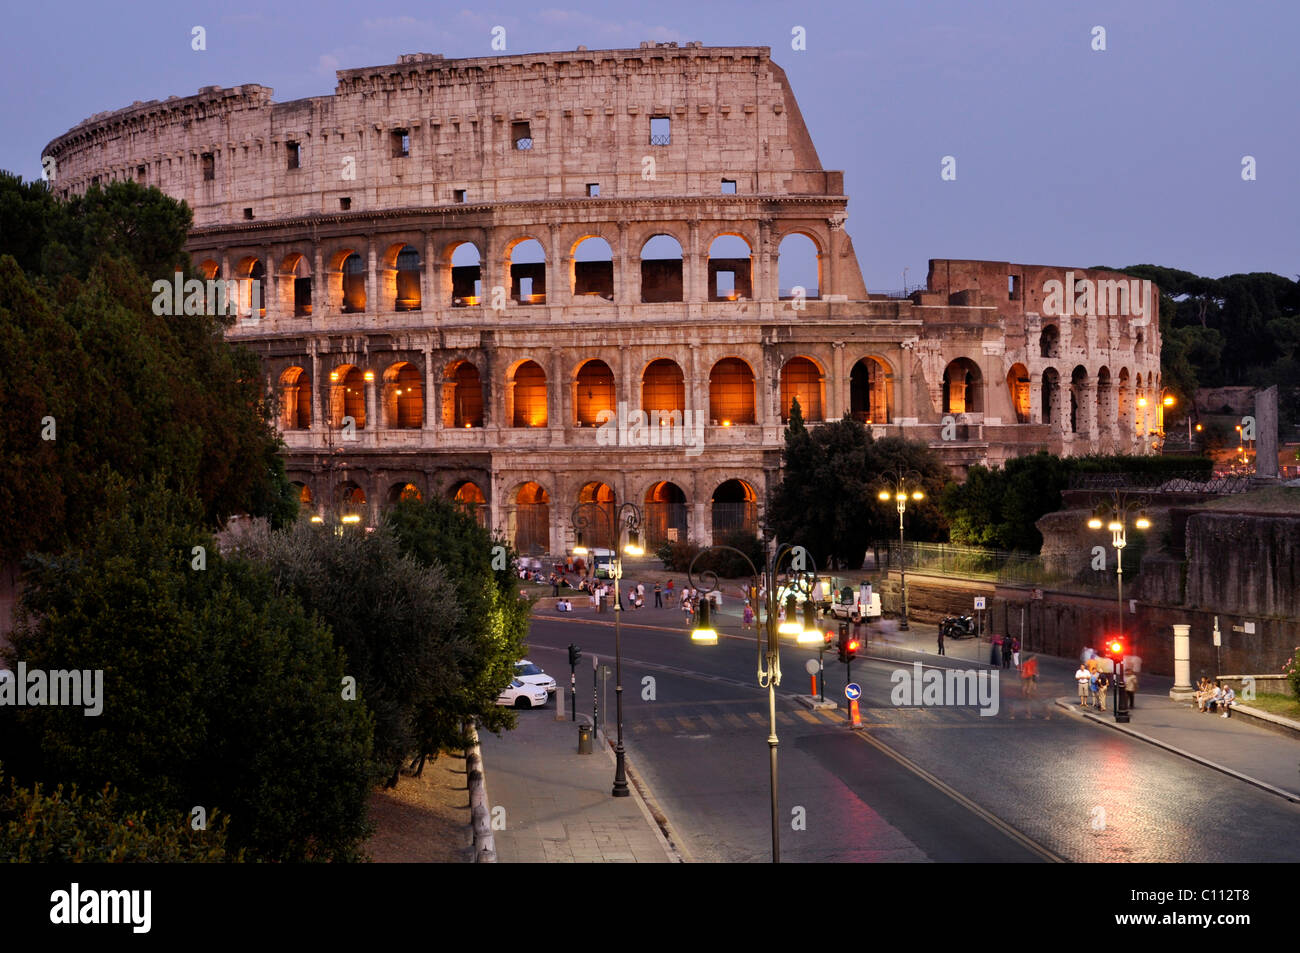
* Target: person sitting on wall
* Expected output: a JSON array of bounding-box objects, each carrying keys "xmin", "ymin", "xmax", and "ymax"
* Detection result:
[{"xmin": 1219, "ymin": 684, "xmax": 1236, "ymax": 718}]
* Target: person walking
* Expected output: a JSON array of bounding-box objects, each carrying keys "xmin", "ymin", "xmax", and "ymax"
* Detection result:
[
  {"xmin": 936, "ymin": 625, "xmax": 946, "ymax": 656},
  {"xmin": 1096, "ymin": 672, "xmax": 1109, "ymax": 711},
  {"xmin": 1125, "ymin": 668, "xmax": 1138, "ymax": 709},
  {"xmin": 666, "ymin": 579, "xmax": 674, "ymax": 599},
  {"xmin": 654, "ymin": 582, "xmax": 663, "ymax": 608},
  {"xmin": 742, "ymin": 602, "xmax": 754, "ymax": 631},
  {"xmin": 1001, "ymin": 635, "xmax": 1012, "ymax": 670},
  {"xmin": 1011, "ymin": 636, "xmax": 1021, "ymax": 668},
  {"xmin": 990, "ymin": 634, "xmax": 1002, "ymax": 668}
]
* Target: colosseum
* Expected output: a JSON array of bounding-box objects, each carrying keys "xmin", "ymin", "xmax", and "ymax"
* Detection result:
[{"xmin": 43, "ymin": 42, "xmax": 1164, "ymax": 555}]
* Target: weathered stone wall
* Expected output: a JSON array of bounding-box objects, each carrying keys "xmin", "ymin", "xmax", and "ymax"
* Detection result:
[{"xmin": 1185, "ymin": 512, "xmax": 1300, "ymax": 618}]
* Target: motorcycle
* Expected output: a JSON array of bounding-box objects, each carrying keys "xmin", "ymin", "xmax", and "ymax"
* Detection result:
[{"xmin": 939, "ymin": 615, "xmax": 979, "ymax": 639}]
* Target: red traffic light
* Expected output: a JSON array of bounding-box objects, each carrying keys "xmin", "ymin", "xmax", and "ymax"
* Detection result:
[
  {"xmin": 847, "ymin": 639, "xmax": 860, "ymax": 653},
  {"xmin": 1104, "ymin": 638, "xmax": 1125, "ymax": 658}
]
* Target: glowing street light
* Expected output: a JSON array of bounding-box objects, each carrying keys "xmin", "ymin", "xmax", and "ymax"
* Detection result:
[{"xmin": 876, "ymin": 469, "xmax": 926, "ymax": 630}]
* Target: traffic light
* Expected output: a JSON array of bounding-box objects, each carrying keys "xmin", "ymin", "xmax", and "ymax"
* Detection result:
[
  {"xmin": 568, "ymin": 643, "xmax": 582, "ymax": 667},
  {"xmin": 845, "ymin": 634, "xmax": 860, "ymax": 662},
  {"xmin": 836, "ymin": 624, "xmax": 849, "ymax": 663},
  {"xmin": 1104, "ymin": 637, "xmax": 1125, "ymax": 660}
]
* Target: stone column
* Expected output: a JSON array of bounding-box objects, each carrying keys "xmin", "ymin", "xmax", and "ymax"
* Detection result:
[
  {"xmin": 549, "ymin": 348, "xmax": 565, "ymax": 438},
  {"xmin": 309, "ymin": 345, "xmax": 322, "ymax": 434},
  {"xmin": 262, "ymin": 245, "xmax": 277, "ymax": 322},
  {"xmin": 366, "ymin": 236, "xmax": 377, "ymax": 314},
  {"xmin": 1029, "ymin": 372, "xmax": 1042, "ymax": 425},
  {"xmin": 757, "ymin": 218, "xmax": 773, "ymax": 302},
  {"xmin": 1170, "ymin": 623, "xmax": 1194, "ymax": 700},
  {"xmin": 547, "ymin": 224, "xmax": 566, "ymax": 308},
  {"xmin": 1079, "ymin": 379, "xmax": 1097, "ymax": 446},
  {"xmin": 687, "ymin": 219, "xmax": 703, "ymax": 303},
  {"xmin": 421, "ymin": 230, "xmax": 435, "ymax": 314},
  {"xmin": 829, "ymin": 341, "xmax": 846, "ymax": 419},
  {"xmin": 365, "ymin": 372, "xmax": 377, "ymax": 433},
  {"xmin": 826, "ymin": 215, "xmax": 845, "ymax": 299},
  {"xmin": 687, "ymin": 343, "xmax": 704, "ymax": 424},
  {"xmin": 312, "ymin": 244, "xmax": 325, "ymax": 317},
  {"xmin": 614, "ymin": 221, "xmax": 629, "ymax": 306},
  {"xmin": 423, "ymin": 343, "xmax": 436, "ymax": 434}
]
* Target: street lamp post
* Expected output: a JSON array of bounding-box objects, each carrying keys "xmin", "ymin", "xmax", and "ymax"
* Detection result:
[
  {"xmin": 687, "ymin": 543, "xmax": 821, "ymax": 863},
  {"xmin": 1087, "ymin": 490, "xmax": 1150, "ymax": 722},
  {"xmin": 571, "ymin": 500, "xmax": 643, "ymax": 798},
  {"xmin": 876, "ymin": 469, "xmax": 926, "ymax": 631}
]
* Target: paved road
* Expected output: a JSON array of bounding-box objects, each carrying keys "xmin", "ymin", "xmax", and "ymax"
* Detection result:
[{"xmin": 526, "ymin": 608, "xmax": 1300, "ymax": 863}]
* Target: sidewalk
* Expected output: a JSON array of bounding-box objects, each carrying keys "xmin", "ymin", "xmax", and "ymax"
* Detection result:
[
  {"xmin": 477, "ymin": 704, "xmax": 678, "ymax": 862},
  {"xmin": 860, "ymin": 617, "xmax": 1300, "ymax": 804}
]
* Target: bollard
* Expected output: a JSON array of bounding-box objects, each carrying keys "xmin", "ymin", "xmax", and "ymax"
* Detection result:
[
  {"xmin": 554, "ymin": 687, "xmax": 566, "ymax": 721},
  {"xmin": 577, "ymin": 723, "xmax": 593, "ymax": 754}
]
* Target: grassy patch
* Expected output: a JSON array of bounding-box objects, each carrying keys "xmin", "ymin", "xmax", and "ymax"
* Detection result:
[{"xmin": 1242, "ymin": 692, "xmax": 1300, "ymax": 720}]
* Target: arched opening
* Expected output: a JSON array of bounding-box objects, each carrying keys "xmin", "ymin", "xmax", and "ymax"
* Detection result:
[
  {"xmin": 278, "ymin": 366, "xmax": 312, "ymax": 430},
  {"xmin": 849, "ymin": 357, "xmax": 891, "ymax": 424},
  {"xmin": 712, "ymin": 479, "xmax": 757, "ymax": 536},
  {"xmin": 234, "ymin": 257, "xmax": 266, "ymax": 318},
  {"xmin": 383, "ymin": 361, "xmax": 423, "ymax": 429},
  {"xmin": 511, "ymin": 360, "xmax": 548, "ymax": 427},
  {"xmin": 443, "ymin": 360, "xmax": 483, "ymax": 428},
  {"xmin": 640, "ymin": 234, "xmax": 683, "ymax": 303},
  {"xmin": 388, "ymin": 482, "xmax": 422, "ymax": 504},
  {"xmin": 329, "ymin": 364, "xmax": 366, "ymax": 430},
  {"xmin": 515, "ymin": 482, "xmax": 551, "ymax": 554},
  {"xmin": 1070, "ymin": 366, "xmax": 1088, "ymax": 434},
  {"xmin": 1041, "ymin": 367, "xmax": 1060, "ymax": 429},
  {"xmin": 336, "ymin": 482, "xmax": 367, "ymax": 518},
  {"xmin": 777, "ymin": 233, "xmax": 820, "ymax": 300},
  {"xmin": 708, "ymin": 234, "xmax": 753, "ymax": 301},
  {"xmin": 780, "ymin": 356, "xmax": 824, "ymax": 421},
  {"xmin": 644, "ymin": 481, "xmax": 688, "ymax": 547},
  {"xmin": 709, "ymin": 357, "xmax": 756, "ymax": 425},
  {"xmin": 393, "ymin": 244, "xmax": 422, "ymax": 311},
  {"xmin": 642, "ymin": 359, "xmax": 685, "ymax": 424},
  {"xmin": 293, "ymin": 482, "xmax": 313, "ymax": 514},
  {"xmin": 1039, "ymin": 324, "xmax": 1059, "ymax": 359},
  {"xmin": 1095, "ymin": 366, "xmax": 1113, "ymax": 442},
  {"xmin": 572, "ymin": 236, "xmax": 613, "ymax": 300},
  {"xmin": 942, "ymin": 358, "xmax": 983, "ymax": 415},
  {"xmin": 198, "ymin": 259, "xmax": 220, "ymax": 281},
  {"xmin": 1117, "ymin": 368, "xmax": 1131, "ymax": 435},
  {"xmin": 342, "ymin": 252, "xmax": 366, "ymax": 313},
  {"xmin": 449, "ymin": 480, "xmax": 488, "ymax": 527},
  {"xmin": 575, "ymin": 359, "xmax": 615, "ymax": 426},
  {"xmin": 451, "ymin": 242, "xmax": 482, "ymax": 307},
  {"xmin": 280, "ymin": 253, "xmax": 313, "ymax": 317},
  {"xmin": 576, "ymin": 482, "xmax": 615, "ymax": 548},
  {"xmin": 1006, "ymin": 363, "xmax": 1031, "ymax": 424},
  {"xmin": 507, "ymin": 238, "xmax": 546, "ymax": 305}
]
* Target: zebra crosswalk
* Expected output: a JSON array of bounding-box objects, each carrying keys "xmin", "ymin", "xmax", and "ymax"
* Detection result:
[{"xmin": 619, "ymin": 700, "xmax": 996, "ymax": 736}]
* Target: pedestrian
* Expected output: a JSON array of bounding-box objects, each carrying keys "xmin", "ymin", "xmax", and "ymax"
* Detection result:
[
  {"xmin": 1089, "ymin": 669, "xmax": 1101, "ymax": 708},
  {"xmin": 551, "ymin": 574, "xmax": 560, "ymax": 597},
  {"xmin": 1011, "ymin": 636, "xmax": 1021, "ymax": 668},
  {"xmin": 937, "ymin": 625, "xmax": 946, "ymax": 656},
  {"xmin": 1075, "ymin": 664, "xmax": 1091, "ymax": 707},
  {"xmin": 1125, "ymin": 668, "xmax": 1138, "ymax": 709},
  {"xmin": 990, "ymin": 634, "xmax": 1002, "ymax": 668},
  {"xmin": 654, "ymin": 582, "xmax": 663, "ymax": 608},
  {"xmin": 742, "ymin": 602, "xmax": 754, "ymax": 630},
  {"xmin": 1097, "ymin": 672, "xmax": 1109, "ymax": 711},
  {"xmin": 637, "ymin": 581, "xmax": 646, "ymax": 605},
  {"xmin": 666, "ymin": 579, "xmax": 674, "ymax": 598},
  {"xmin": 1001, "ymin": 634, "xmax": 1012, "ymax": 670},
  {"xmin": 851, "ymin": 609, "xmax": 863, "ymax": 641}
]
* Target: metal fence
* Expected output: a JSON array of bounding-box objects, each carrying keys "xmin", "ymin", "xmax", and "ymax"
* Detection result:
[{"xmin": 1066, "ymin": 470, "xmax": 1251, "ymax": 494}]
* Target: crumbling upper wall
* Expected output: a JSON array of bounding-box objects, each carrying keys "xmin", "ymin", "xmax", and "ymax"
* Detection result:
[{"xmin": 42, "ymin": 44, "xmax": 844, "ymax": 229}]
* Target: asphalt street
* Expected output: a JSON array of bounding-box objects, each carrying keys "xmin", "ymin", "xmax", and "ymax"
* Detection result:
[{"xmin": 524, "ymin": 605, "xmax": 1300, "ymax": 863}]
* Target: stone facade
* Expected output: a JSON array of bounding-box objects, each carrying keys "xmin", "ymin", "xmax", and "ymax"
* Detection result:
[{"xmin": 43, "ymin": 43, "xmax": 1163, "ymax": 555}]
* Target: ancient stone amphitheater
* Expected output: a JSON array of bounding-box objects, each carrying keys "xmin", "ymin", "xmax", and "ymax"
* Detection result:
[{"xmin": 43, "ymin": 43, "xmax": 1164, "ymax": 554}]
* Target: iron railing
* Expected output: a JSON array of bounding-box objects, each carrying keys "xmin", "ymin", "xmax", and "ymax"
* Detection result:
[
  {"xmin": 1066, "ymin": 471, "xmax": 1250, "ymax": 493},
  {"xmin": 873, "ymin": 540, "xmax": 1132, "ymax": 594}
]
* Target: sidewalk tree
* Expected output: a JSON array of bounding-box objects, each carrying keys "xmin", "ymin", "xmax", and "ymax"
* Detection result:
[
  {"xmin": 766, "ymin": 403, "xmax": 950, "ymax": 568},
  {"xmin": 2, "ymin": 480, "xmax": 374, "ymax": 862}
]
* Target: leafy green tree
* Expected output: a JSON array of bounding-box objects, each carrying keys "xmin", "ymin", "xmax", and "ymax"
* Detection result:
[
  {"xmin": 766, "ymin": 404, "xmax": 951, "ymax": 568},
  {"xmin": 0, "ymin": 770, "xmax": 238, "ymax": 863},
  {"xmin": 384, "ymin": 495, "xmax": 530, "ymax": 750},
  {"xmin": 2, "ymin": 480, "xmax": 374, "ymax": 862}
]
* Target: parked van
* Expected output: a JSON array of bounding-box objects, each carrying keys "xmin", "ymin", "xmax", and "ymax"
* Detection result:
[{"xmin": 589, "ymin": 548, "xmax": 616, "ymax": 578}]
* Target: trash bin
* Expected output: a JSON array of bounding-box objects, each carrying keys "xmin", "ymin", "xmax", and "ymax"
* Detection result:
[{"xmin": 577, "ymin": 723, "xmax": 593, "ymax": 754}]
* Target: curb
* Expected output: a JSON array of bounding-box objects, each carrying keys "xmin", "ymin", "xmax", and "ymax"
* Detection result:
[
  {"xmin": 792, "ymin": 694, "xmax": 839, "ymax": 711},
  {"xmin": 1229, "ymin": 703, "xmax": 1300, "ymax": 740},
  {"xmin": 1052, "ymin": 698, "xmax": 1300, "ymax": 804},
  {"xmin": 596, "ymin": 726, "xmax": 689, "ymax": 863},
  {"xmin": 465, "ymin": 721, "xmax": 497, "ymax": 863}
]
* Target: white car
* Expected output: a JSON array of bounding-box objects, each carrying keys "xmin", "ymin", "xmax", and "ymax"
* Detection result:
[
  {"xmin": 515, "ymin": 660, "xmax": 557, "ymax": 695},
  {"xmin": 496, "ymin": 678, "xmax": 549, "ymax": 709}
]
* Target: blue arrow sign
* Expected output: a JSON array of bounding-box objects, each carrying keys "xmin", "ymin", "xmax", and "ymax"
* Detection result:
[{"xmin": 845, "ymin": 683, "xmax": 861, "ymax": 701}]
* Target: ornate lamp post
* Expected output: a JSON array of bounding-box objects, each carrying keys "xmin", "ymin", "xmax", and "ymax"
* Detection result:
[
  {"xmin": 687, "ymin": 543, "xmax": 821, "ymax": 863},
  {"xmin": 1087, "ymin": 490, "xmax": 1150, "ymax": 722},
  {"xmin": 571, "ymin": 500, "xmax": 642, "ymax": 798},
  {"xmin": 876, "ymin": 469, "xmax": 926, "ymax": 631}
]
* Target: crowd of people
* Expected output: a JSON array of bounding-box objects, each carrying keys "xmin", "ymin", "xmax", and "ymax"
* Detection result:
[{"xmin": 1194, "ymin": 677, "xmax": 1236, "ymax": 717}]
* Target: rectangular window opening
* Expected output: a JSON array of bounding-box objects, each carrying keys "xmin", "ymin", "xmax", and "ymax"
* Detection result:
[
  {"xmin": 286, "ymin": 141, "xmax": 300, "ymax": 169},
  {"xmin": 586, "ymin": 183, "xmax": 600, "ymax": 197},
  {"xmin": 453, "ymin": 189, "xmax": 466, "ymax": 203},
  {"xmin": 650, "ymin": 116, "xmax": 671, "ymax": 146},
  {"xmin": 243, "ymin": 208, "xmax": 254, "ymax": 220},
  {"xmin": 201, "ymin": 153, "xmax": 215, "ymax": 181},
  {"xmin": 339, "ymin": 197, "xmax": 352, "ymax": 211},
  {"xmin": 512, "ymin": 121, "xmax": 533, "ymax": 150},
  {"xmin": 136, "ymin": 165, "xmax": 146, "ymax": 182},
  {"xmin": 1009, "ymin": 275, "xmax": 1021, "ymax": 301},
  {"xmin": 721, "ymin": 178, "xmax": 737, "ymax": 194},
  {"xmin": 391, "ymin": 129, "xmax": 410, "ymax": 158}
]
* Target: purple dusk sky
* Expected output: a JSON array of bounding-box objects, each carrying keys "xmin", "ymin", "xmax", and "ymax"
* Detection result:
[{"xmin": 3, "ymin": 0, "xmax": 1296, "ymax": 291}]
